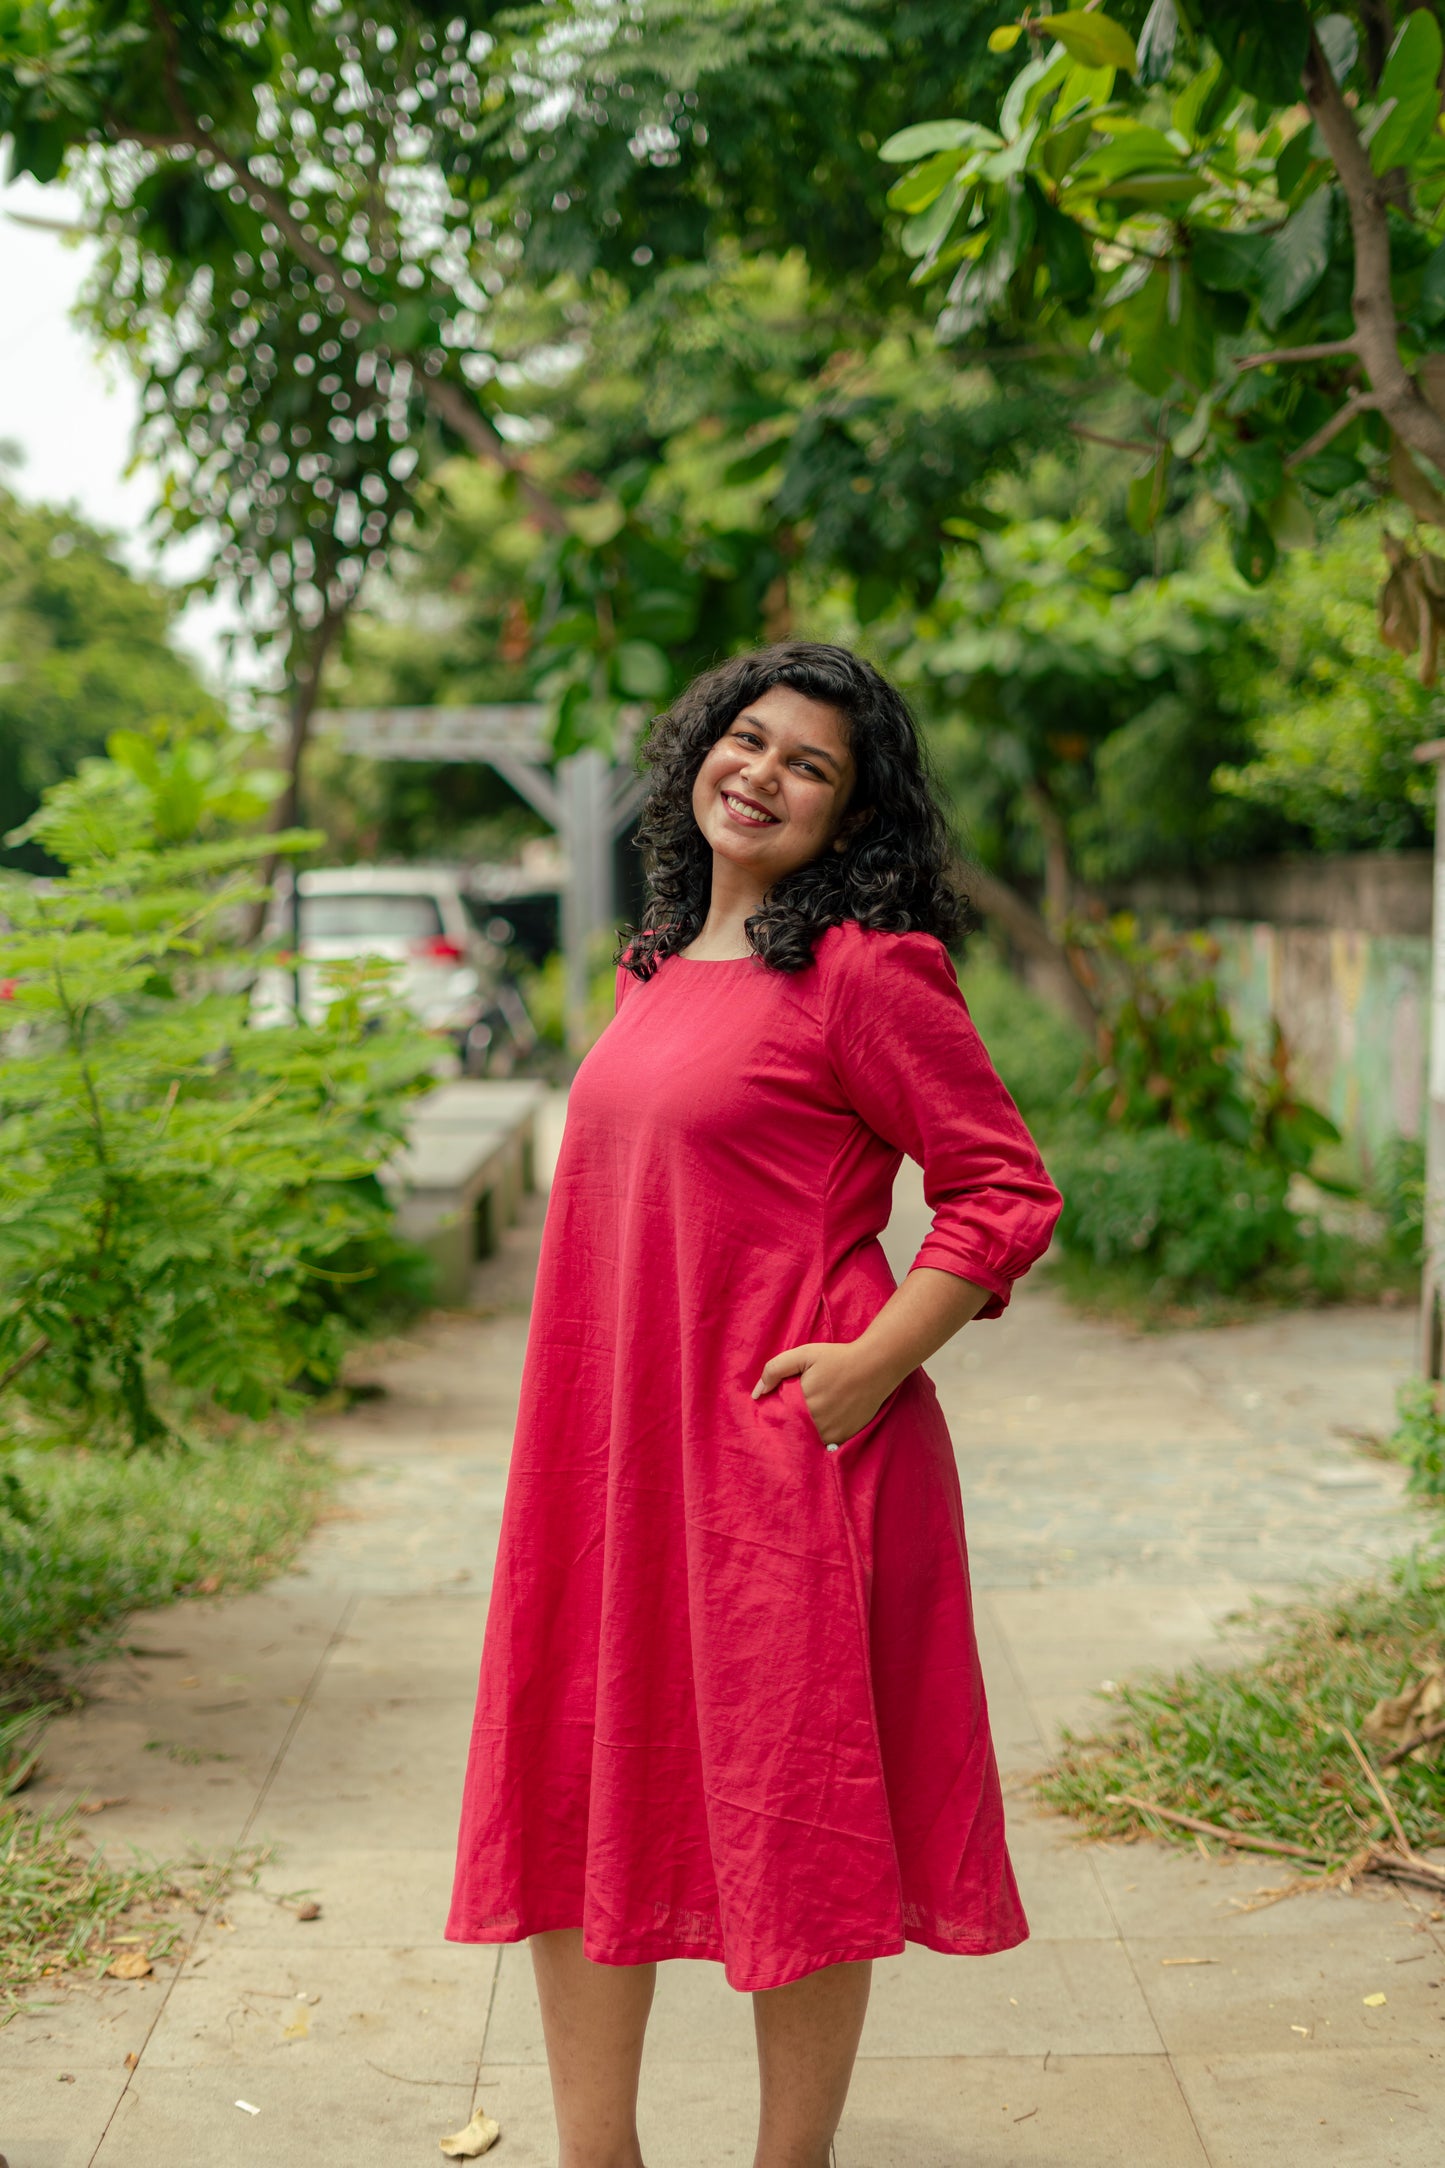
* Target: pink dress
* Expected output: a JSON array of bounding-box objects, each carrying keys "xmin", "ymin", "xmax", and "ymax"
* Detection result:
[{"xmin": 448, "ymin": 923, "xmax": 1062, "ymax": 1990}]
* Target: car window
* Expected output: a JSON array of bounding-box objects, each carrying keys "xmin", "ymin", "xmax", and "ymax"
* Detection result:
[{"xmin": 300, "ymin": 894, "xmax": 444, "ymax": 942}]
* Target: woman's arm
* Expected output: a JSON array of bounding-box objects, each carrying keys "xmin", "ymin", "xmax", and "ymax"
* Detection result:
[{"xmin": 753, "ymin": 1266, "xmax": 990, "ymax": 1445}]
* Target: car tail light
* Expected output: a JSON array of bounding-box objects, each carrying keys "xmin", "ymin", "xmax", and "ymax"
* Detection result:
[{"xmin": 412, "ymin": 935, "xmax": 465, "ymax": 963}]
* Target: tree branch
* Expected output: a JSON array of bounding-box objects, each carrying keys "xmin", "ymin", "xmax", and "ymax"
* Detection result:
[
  {"xmin": 0, "ymin": 1335, "xmax": 52, "ymax": 1397},
  {"xmin": 1284, "ymin": 390, "xmax": 1383, "ymax": 467},
  {"xmin": 1234, "ymin": 340, "xmax": 1359, "ymax": 371},
  {"xmin": 963, "ymin": 864, "xmax": 1100, "ymax": 1036},
  {"xmin": 1069, "ymin": 423, "xmax": 1157, "ymax": 454},
  {"xmin": 107, "ymin": 19, "xmax": 566, "ymax": 533},
  {"xmin": 1303, "ymin": 25, "xmax": 1445, "ymax": 476}
]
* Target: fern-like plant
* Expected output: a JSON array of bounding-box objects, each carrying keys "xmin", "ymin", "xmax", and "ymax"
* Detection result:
[{"xmin": 0, "ymin": 725, "xmax": 435, "ymax": 1450}]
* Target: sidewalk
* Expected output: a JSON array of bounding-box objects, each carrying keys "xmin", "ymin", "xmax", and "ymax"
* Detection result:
[{"xmin": 5, "ymin": 1145, "xmax": 1442, "ymax": 2168}]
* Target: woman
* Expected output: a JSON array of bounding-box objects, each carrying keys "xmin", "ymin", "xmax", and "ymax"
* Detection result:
[{"xmin": 449, "ymin": 642, "xmax": 1062, "ymax": 2168}]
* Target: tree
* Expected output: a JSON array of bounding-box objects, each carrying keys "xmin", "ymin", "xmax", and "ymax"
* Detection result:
[
  {"xmin": 880, "ymin": 1, "xmax": 1445, "ymax": 677},
  {"xmin": 0, "ymin": 1, "xmax": 573, "ymax": 856},
  {"xmin": 0, "ymin": 486, "xmax": 223, "ymax": 870}
]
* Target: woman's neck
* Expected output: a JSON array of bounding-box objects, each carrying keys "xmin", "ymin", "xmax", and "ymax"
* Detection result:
[{"xmin": 680, "ymin": 857, "xmax": 767, "ymax": 960}]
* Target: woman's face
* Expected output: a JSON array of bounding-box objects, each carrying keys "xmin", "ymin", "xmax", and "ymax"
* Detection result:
[{"xmin": 691, "ymin": 686, "xmax": 858, "ymax": 884}]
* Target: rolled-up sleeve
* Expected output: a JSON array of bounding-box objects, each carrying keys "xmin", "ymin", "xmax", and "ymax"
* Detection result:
[{"xmin": 824, "ymin": 930, "xmax": 1063, "ymax": 1317}]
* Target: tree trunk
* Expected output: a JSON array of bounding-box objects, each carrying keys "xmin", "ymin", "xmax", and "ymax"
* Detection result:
[
  {"xmin": 242, "ymin": 600, "xmax": 347, "ymax": 942},
  {"xmin": 963, "ymin": 862, "xmax": 1100, "ymax": 1038}
]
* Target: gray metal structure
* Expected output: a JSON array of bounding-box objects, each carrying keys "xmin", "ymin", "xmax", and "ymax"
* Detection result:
[{"xmin": 319, "ymin": 705, "xmax": 645, "ymax": 1054}]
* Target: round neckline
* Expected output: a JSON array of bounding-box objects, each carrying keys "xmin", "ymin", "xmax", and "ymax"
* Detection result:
[{"xmin": 673, "ymin": 950, "xmax": 756, "ymax": 966}]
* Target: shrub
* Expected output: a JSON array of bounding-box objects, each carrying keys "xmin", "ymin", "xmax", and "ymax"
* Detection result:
[
  {"xmin": 1386, "ymin": 1378, "xmax": 1445, "ymax": 1504},
  {"xmin": 1048, "ymin": 1126, "xmax": 1299, "ymax": 1295},
  {"xmin": 957, "ymin": 947, "xmax": 1087, "ymax": 1122},
  {"xmin": 0, "ymin": 727, "xmax": 437, "ymax": 1450}
]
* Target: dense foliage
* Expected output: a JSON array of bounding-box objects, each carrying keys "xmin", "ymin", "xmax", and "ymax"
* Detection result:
[
  {"xmin": 0, "ymin": 487, "xmax": 223, "ymax": 871},
  {"xmin": 885, "ymin": 3, "xmax": 1445, "ymax": 664},
  {"xmin": 0, "ymin": 724, "xmax": 435, "ymax": 1452}
]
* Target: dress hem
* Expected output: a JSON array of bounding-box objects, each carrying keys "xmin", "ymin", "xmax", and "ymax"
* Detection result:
[{"xmin": 443, "ymin": 1913, "xmax": 1029, "ymax": 1993}]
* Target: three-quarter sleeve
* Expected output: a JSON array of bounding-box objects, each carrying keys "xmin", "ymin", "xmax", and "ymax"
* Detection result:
[{"xmin": 824, "ymin": 929, "xmax": 1063, "ymax": 1317}]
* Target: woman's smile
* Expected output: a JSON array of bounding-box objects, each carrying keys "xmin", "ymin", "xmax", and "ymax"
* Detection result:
[{"xmin": 720, "ymin": 789, "xmax": 781, "ymax": 828}]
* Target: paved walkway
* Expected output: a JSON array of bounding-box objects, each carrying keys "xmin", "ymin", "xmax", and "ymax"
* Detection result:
[{"xmin": 6, "ymin": 1136, "xmax": 1444, "ymax": 2168}]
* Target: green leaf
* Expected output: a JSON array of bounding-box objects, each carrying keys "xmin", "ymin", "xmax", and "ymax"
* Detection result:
[
  {"xmin": 1173, "ymin": 57, "xmax": 1233, "ymax": 144},
  {"xmin": 902, "ymin": 175, "xmax": 967, "ymax": 263},
  {"xmin": 1035, "ymin": 194, "xmax": 1095, "ymax": 306},
  {"xmin": 1274, "ymin": 125, "xmax": 1316, "ymax": 205},
  {"xmin": 1127, "ymin": 453, "xmax": 1168, "ymax": 535},
  {"xmin": 1068, "ymin": 129, "xmax": 1188, "ymax": 187},
  {"xmin": 1294, "ymin": 449, "xmax": 1365, "ymax": 495},
  {"xmin": 1315, "ymin": 13, "xmax": 1359, "ymax": 87},
  {"xmin": 1045, "ymin": 11, "xmax": 1138, "ymax": 74},
  {"xmin": 1369, "ymin": 9, "xmax": 1444, "ymax": 177},
  {"xmin": 1200, "ymin": 0, "xmax": 1311, "ymax": 104},
  {"xmin": 1137, "ymin": 0, "xmax": 1180, "ymax": 86},
  {"xmin": 1096, "ymin": 170, "xmax": 1206, "ymax": 205},
  {"xmin": 613, "ymin": 639, "xmax": 671, "ymax": 699},
  {"xmin": 1224, "ymin": 439, "xmax": 1285, "ymax": 510},
  {"xmin": 886, "ymin": 148, "xmax": 968, "ymax": 213},
  {"xmin": 1190, "ymin": 223, "xmax": 1269, "ymax": 294},
  {"xmin": 1256, "ymin": 185, "xmax": 1332, "ymax": 328},
  {"xmin": 879, "ymin": 120, "xmax": 1001, "ymax": 163},
  {"xmin": 988, "ymin": 24, "xmax": 1023, "ymax": 54},
  {"xmin": 1053, "ymin": 58, "xmax": 1116, "ymax": 119},
  {"xmin": 1230, "ymin": 508, "xmax": 1277, "ymax": 586},
  {"xmin": 1001, "ymin": 50, "xmax": 1068, "ymax": 139}
]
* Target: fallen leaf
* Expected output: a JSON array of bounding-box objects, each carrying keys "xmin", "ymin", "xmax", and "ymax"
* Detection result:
[
  {"xmin": 1363, "ymin": 1993, "xmax": 1388, "ymax": 2008},
  {"xmin": 295, "ymin": 1900, "xmax": 322, "ymax": 1922},
  {"xmin": 235, "ymin": 2100, "xmax": 260, "ymax": 2116},
  {"xmin": 439, "ymin": 2108, "xmax": 501, "ymax": 2159},
  {"xmin": 106, "ymin": 1953, "xmax": 153, "ymax": 1980},
  {"xmin": 57, "ymin": 2073, "xmax": 76, "ymax": 2083},
  {"xmin": 1160, "ymin": 1957, "xmax": 1216, "ymax": 1967},
  {"xmin": 1291, "ymin": 2025, "xmax": 1310, "ymax": 2036},
  {"xmin": 76, "ymin": 1797, "xmax": 129, "ymax": 1815},
  {"xmin": 124, "ymin": 2051, "xmax": 139, "ymax": 2070}
]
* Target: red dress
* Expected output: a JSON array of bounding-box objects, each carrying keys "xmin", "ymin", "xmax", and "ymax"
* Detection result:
[{"xmin": 448, "ymin": 923, "xmax": 1062, "ymax": 1990}]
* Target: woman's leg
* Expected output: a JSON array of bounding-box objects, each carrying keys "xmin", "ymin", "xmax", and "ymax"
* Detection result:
[
  {"xmin": 752, "ymin": 1958, "xmax": 872, "ymax": 2168},
  {"xmin": 529, "ymin": 1929, "xmax": 657, "ymax": 2168}
]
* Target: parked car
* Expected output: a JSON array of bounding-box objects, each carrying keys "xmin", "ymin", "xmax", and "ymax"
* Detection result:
[{"xmin": 253, "ymin": 865, "xmax": 538, "ymax": 1074}]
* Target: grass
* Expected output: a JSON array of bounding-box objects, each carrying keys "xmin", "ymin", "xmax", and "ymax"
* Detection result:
[
  {"xmin": 0, "ymin": 1430, "xmax": 332, "ymax": 1712},
  {"xmin": 1038, "ymin": 1550, "xmax": 1445, "ymax": 1868},
  {"xmin": 0, "ymin": 1803, "xmax": 270, "ymax": 2016}
]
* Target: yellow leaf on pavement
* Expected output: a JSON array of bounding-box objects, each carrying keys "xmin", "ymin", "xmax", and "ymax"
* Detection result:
[
  {"xmin": 1363, "ymin": 1992, "xmax": 1387, "ymax": 2007},
  {"xmin": 440, "ymin": 2108, "xmax": 501, "ymax": 2159}
]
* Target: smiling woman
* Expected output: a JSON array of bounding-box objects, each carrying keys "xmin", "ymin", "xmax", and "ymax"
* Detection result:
[
  {"xmin": 448, "ymin": 642, "xmax": 1062, "ymax": 2168},
  {"xmin": 625, "ymin": 642, "xmax": 966, "ymax": 974}
]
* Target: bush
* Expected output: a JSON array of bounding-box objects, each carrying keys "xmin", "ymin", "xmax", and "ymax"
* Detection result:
[
  {"xmin": 1386, "ymin": 1378, "xmax": 1445, "ymax": 1504},
  {"xmin": 0, "ymin": 726, "xmax": 437, "ymax": 1449},
  {"xmin": 957, "ymin": 947, "xmax": 1087, "ymax": 1122},
  {"xmin": 1048, "ymin": 1126, "xmax": 1298, "ymax": 1295}
]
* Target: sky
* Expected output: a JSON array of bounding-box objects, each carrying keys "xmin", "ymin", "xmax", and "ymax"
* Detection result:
[{"xmin": 0, "ymin": 175, "xmax": 238, "ymax": 688}]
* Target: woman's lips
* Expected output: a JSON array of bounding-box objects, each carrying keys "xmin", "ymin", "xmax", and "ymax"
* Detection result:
[{"xmin": 721, "ymin": 790, "xmax": 780, "ymax": 827}]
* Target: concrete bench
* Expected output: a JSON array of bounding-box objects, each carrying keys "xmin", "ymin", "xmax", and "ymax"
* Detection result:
[{"xmin": 385, "ymin": 1080, "xmax": 546, "ymax": 1305}]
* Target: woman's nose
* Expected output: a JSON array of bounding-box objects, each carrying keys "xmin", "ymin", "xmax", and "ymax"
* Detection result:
[{"xmin": 743, "ymin": 754, "xmax": 781, "ymax": 792}]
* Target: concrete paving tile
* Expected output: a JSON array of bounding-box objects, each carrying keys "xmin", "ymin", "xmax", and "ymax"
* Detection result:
[
  {"xmin": 862, "ymin": 1938, "xmax": 1162, "ymax": 2057},
  {"xmin": 474, "ymin": 2058, "xmax": 762, "ymax": 2168},
  {"xmin": 138, "ymin": 1939, "xmax": 489, "ymax": 2075},
  {"xmin": 988, "ymin": 1586, "xmax": 1246, "ymax": 1699},
  {"xmin": 313, "ymin": 1592, "xmax": 488, "ymax": 1702},
  {"xmin": 1002, "ymin": 1813, "xmax": 1119, "ymax": 1941},
  {"xmin": 1, "ymin": 1978, "xmax": 166, "ymax": 2071},
  {"xmin": 1173, "ymin": 2046, "xmax": 1445, "ymax": 2166},
  {"xmin": 0, "ymin": 2067, "xmax": 124, "ymax": 2168},
  {"xmin": 1128, "ymin": 1928, "xmax": 1445, "ymax": 2056},
  {"xmin": 255, "ymin": 1694, "xmax": 469, "ymax": 1847},
  {"xmin": 212, "ymin": 1843, "xmax": 459, "ymax": 1948},
  {"xmin": 88, "ymin": 2061, "xmax": 474, "ymax": 2167},
  {"xmin": 1089, "ymin": 1836, "xmax": 1422, "ymax": 1943},
  {"xmin": 837, "ymin": 2053, "xmax": 1210, "ymax": 2167}
]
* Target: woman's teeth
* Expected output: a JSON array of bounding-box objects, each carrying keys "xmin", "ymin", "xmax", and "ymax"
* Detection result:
[{"xmin": 723, "ymin": 792, "xmax": 777, "ymax": 826}]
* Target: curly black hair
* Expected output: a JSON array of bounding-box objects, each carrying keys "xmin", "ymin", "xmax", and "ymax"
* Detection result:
[{"xmin": 622, "ymin": 641, "xmax": 968, "ymax": 978}]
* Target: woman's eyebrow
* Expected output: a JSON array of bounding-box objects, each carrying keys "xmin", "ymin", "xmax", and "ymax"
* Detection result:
[{"xmin": 734, "ymin": 709, "xmax": 842, "ymax": 772}]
